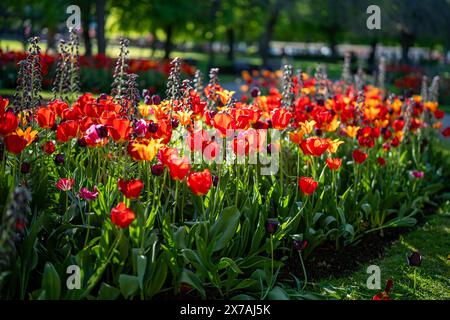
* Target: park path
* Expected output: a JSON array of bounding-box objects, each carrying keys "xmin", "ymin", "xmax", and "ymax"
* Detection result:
[{"xmin": 443, "ymin": 114, "xmax": 450, "ymax": 129}]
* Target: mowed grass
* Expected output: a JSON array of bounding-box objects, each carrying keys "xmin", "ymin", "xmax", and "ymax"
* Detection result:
[{"xmin": 313, "ymin": 207, "xmax": 450, "ymax": 300}]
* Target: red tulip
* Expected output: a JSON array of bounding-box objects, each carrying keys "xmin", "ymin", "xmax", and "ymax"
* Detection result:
[
  {"xmin": 4, "ymin": 134, "xmax": 28, "ymax": 155},
  {"xmin": 298, "ymin": 177, "xmax": 318, "ymax": 195},
  {"xmin": 372, "ymin": 279, "xmax": 393, "ymax": 300},
  {"xmin": 36, "ymin": 107, "xmax": 55, "ymax": 129},
  {"xmin": 159, "ymin": 147, "xmax": 179, "ymax": 166},
  {"xmin": 352, "ymin": 149, "xmax": 368, "ymax": 164},
  {"xmin": 325, "ymin": 158, "xmax": 342, "ymax": 170},
  {"xmin": 167, "ymin": 155, "xmax": 191, "ymax": 181},
  {"xmin": 0, "ymin": 111, "xmax": 19, "ymax": 136},
  {"xmin": 300, "ymin": 137, "xmax": 329, "ymax": 157},
  {"xmin": 56, "ymin": 120, "xmax": 79, "ymax": 142},
  {"xmin": 186, "ymin": 169, "xmax": 213, "ymax": 196},
  {"xmin": 42, "ymin": 141, "xmax": 56, "ymax": 154},
  {"xmin": 56, "ymin": 178, "xmax": 75, "ymax": 191},
  {"xmin": 213, "ymin": 112, "xmax": 233, "ymax": 137},
  {"xmin": 108, "ymin": 118, "xmax": 131, "ymax": 142},
  {"xmin": 377, "ymin": 157, "xmax": 386, "ymax": 166},
  {"xmin": 111, "ymin": 202, "xmax": 135, "ymax": 228},
  {"xmin": 0, "ymin": 97, "xmax": 9, "ymax": 115},
  {"xmin": 442, "ymin": 127, "xmax": 450, "ymax": 137},
  {"xmin": 118, "ymin": 178, "xmax": 144, "ymax": 199},
  {"xmin": 271, "ymin": 108, "xmax": 292, "ymax": 130},
  {"xmin": 434, "ymin": 109, "xmax": 445, "ymax": 119}
]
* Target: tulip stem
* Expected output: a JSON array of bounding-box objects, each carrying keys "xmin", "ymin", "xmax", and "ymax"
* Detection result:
[
  {"xmin": 199, "ymin": 195, "xmax": 206, "ymax": 221},
  {"xmin": 298, "ymin": 251, "xmax": 308, "ymax": 290},
  {"xmin": 270, "ymin": 234, "xmax": 274, "ymax": 280},
  {"xmin": 173, "ymin": 181, "xmax": 179, "ymax": 224}
]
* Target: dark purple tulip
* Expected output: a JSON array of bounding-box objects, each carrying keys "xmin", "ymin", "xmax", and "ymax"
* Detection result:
[
  {"xmin": 315, "ymin": 129, "xmax": 323, "ymax": 136},
  {"xmin": 209, "ymin": 110, "xmax": 217, "ymax": 119},
  {"xmin": 142, "ymin": 89, "xmax": 149, "ymax": 97},
  {"xmin": 95, "ymin": 125, "xmax": 108, "ymax": 138},
  {"xmin": 148, "ymin": 122, "xmax": 159, "ymax": 133},
  {"xmin": 251, "ymin": 87, "xmax": 260, "ymax": 98},
  {"xmin": 267, "ymin": 120, "xmax": 273, "ymax": 128},
  {"xmin": 212, "ymin": 175, "xmax": 219, "ymax": 187},
  {"xmin": 144, "ymin": 96, "xmax": 151, "ymax": 105},
  {"xmin": 20, "ymin": 162, "xmax": 31, "ymax": 174},
  {"xmin": 171, "ymin": 118, "xmax": 180, "ymax": 129},
  {"xmin": 305, "ymin": 105, "xmax": 313, "ymax": 113},
  {"xmin": 77, "ymin": 138, "xmax": 87, "ymax": 147},
  {"xmin": 407, "ymin": 251, "xmax": 422, "ymax": 267},
  {"xmin": 151, "ymin": 95, "xmax": 161, "ymax": 105},
  {"xmin": 151, "ymin": 164, "xmax": 164, "ymax": 176},
  {"xmin": 54, "ymin": 153, "xmax": 65, "ymax": 166},
  {"xmin": 293, "ymin": 239, "xmax": 308, "ymax": 252},
  {"xmin": 267, "ymin": 144, "xmax": 272, "ymax": 155},
  {"xmin": 265, "ymin": 219, "xmax": 279, "ymax": 235}
]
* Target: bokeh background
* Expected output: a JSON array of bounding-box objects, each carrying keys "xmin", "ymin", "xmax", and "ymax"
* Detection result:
[{"xmin": 1, "ymin": 0, "xmax": 450, "ymax": 108}]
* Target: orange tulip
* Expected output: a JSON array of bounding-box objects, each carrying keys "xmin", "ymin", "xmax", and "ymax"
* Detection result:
[
  {"xmin": 325, "ymin": 158, "xmax": 342, "ymax": 170},
  {"xmin": 36, "ymin": 107, "xmax": 55, "ymax": 129}
]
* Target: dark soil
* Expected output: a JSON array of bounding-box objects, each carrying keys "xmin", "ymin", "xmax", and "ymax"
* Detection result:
[{"xmin": 303, "ymin": 227, "xmax": 409, "ymax": 281}]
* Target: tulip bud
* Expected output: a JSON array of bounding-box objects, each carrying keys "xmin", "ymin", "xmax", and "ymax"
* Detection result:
[
  {"xmin": 151, "ymin": 164, "xmax": 164, "ymax": 176},
  {"xmin": 251, "ymin": 87, "xmax": 260, "ymax": 98},
  {"xmin": 95, "ymin": 125, "xmax": 108, "ymax": 138},
  {"xmin": 152, "ymin": 95, "xmax": 161, "ymax": 105},
  {"xmin": 293, "ymin": 239, "xmax": 308, "ymax": 252},
  {"xmin": 54, "ymin": 153, "xmax": 65, "ymax": 166},
  {"xmin": 77, "ymin": 137, "xmax": 87, "ymax": 147},
  {"xmin": 407, "ymin": 251, "xmax": 422, "ymax": 267},
  {"xmin": 265, "ymin": 219, "xmax": 279, "ymax": 235},
  {"xmin": 212, "ymin": 175, "xmax": 219, "ymax": 187},
  {"xmin": 20, "ymin": 162, "xmax": 31, "ymax": 174},
  {"xmin": 148, "ymin": 122, "xmax": 159, "ymax": 133},
  {"xmin": 171, "ymin": 118, "xmax": 180, "ymax": 129}
]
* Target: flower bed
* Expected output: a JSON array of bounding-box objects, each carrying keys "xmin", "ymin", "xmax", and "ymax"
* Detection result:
[
  {"xmin": 0, "ymin": 42, "xmax": 449, "ymax": 299},
  {"xmin": 0, "ymin": 50, "xmax": 195, "ymax": 94}
]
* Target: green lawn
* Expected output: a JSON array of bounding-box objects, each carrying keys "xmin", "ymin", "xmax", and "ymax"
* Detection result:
[{"xmin": 313, "ymin": 208, "xmax": 450, "ymax": 300}]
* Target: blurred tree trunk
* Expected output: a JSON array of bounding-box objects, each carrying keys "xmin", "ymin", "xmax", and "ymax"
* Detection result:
[
  {"xmin": 96, "ymin": 0, "xmax": 106, "ymax": 55},
  {"xmin": 259, "ymin": 0, "xmax": 282, "ymax": 67},
  {"xmin": 81, "ymin": 1, "xmax": 92, "ymax": 56},
  {"xmin": 400, "ymin": 30, "xmax": 414, "ymax": 64},
  {"xmin": 82, "ymin": 24, "xmax": 92, "ymax": 56},
  {"xmin": 328, "ymin": 30, "xmax": 337, "ymax": 59},
  {"xmin": 207, "ymin": 0, "xmax": 220, "ymax": 70},
  {"xmin": 227, "ymin": 28, "xmax": 235, "ymax": 63},
  {"xmin": 150, "ymin": 27, "xmax": 157, "ymax": 58},
  {"xmin": 368, "ymin": 38, "xmax": 378, "ymax": 74},
  {"xmin": 46, "ymin": 27, "xmax": 56, "ymax": 51},
  {"xmin": 163, "ymin": 25, "xmax": 173, "ymax": 59}
]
